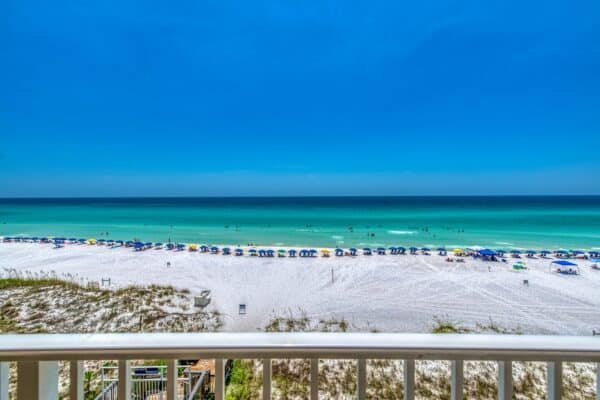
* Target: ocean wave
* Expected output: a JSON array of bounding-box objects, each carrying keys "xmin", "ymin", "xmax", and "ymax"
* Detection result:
[
  {"xmin": 388, "ymin": 230, "xmax": 415, "ymax": 235},
  {"xmin": 331, "ymin": 235, "xmax": 344, "ymax": 240}
]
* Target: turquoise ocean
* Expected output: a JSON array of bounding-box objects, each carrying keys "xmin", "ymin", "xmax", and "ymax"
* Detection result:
[{"xmin": 0, "ymin": 197, "xmax": 599, "ymax": 250}]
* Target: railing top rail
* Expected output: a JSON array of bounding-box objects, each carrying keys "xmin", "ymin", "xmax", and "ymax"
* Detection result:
[{"xmin": 1, "ymin": 333, "xmax": 599, "ymax": 362}]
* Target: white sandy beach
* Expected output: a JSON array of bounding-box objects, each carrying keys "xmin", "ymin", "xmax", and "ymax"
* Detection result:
[{"xmin": 1, "ymin": 243, "xmax": 599, "ymax": 335}]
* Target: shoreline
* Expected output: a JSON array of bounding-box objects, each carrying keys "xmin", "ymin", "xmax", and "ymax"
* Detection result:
[{"xmin": 2, "ymin": 236, "xmax": 599, "ymax": 254}]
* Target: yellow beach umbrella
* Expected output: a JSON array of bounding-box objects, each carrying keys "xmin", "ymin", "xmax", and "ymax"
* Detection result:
[
  {"xmin": 189, "ymin": 244, "xmax": 198, "ymax": 251},
  {"xmin": 321, "ymin": 249, "xmax": 330, "ymax": 254},
  {"xmin": 453, "ymin": 248, "xmax": 463, "ymax": 254},
  {"xmin": 87, "ymin": 238, "xmax": 97, "ymax": 244}
]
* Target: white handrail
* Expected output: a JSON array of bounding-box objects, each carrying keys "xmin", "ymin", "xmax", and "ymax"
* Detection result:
[{"xmin": 0, "ymin": 333, "xmax": 599, "ymax": 362}]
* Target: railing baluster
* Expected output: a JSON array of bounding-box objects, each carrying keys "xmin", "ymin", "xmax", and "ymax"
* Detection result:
[
  {"xmin": 357, "ymin": 359, "xmax": 367, "ymax": 400},
  {"xmin": 547, "ymin": 361, "xmax": 562, "ymax": 400},
  {"xmin": 118, "ymin": 360, "xmax": 131, "ymax": 400},
  {"xmin": 166, "ymin": 359, "xmax": 178, "ymax": 400},
  {"xmin": 262, "ymin": 358, "xmax": 271, "ymax": 400},
  {"xmin": 498, "ymin": 361, "xmax": 513, "ymax": 400},
  {"xmin": 596, "ymin": 363, "xmax": 600, "ymax": 400},
  {"xmin": 17, "ymin": 361, "xmax": 58, "ymax": 400},
  {"xmin": 215, "ymin": 358, "xmax": 225, "ymax": 400},
  {"xmin": 310, "ymin": 359, "xmax": 319, "ymax": 400},
  {"xmin": 451, "ymin": 360, "xmax": 463, "ymax": 400},
  {"xmin": 403, "ymin": 360, "xmax": 415, "ymax": 400},
  {"xmin": 0, "ymin": 362, "xmax": 8, "ymax": 400},
  {"xmin": 70, "ymin": 361, "xmax": 84, "ymax": 400}
]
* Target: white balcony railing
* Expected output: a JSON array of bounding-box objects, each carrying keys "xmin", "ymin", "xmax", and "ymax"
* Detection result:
[{"xmin": 0, "ymin": 332, "xmax": 599, "ymax": 400}]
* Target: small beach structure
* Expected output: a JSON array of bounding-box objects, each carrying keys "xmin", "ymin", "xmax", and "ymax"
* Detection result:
[
  {"xmin": 554, "ymin": 250, "xmax": 569, "ymax": 258},
  {"xmin": 363, "ymin": 248, "xmax": 372, "ymax": 256},
  {"xmin": 249, "ymin": 249, "xmax": 258, "ymax": 256},
  {"xmin": 551, "ymin": 260, "xmax": 579, "ymax": 275},
  {"xmin": 166, "ymin": 243, "xmax": 175, "ymax": 250},
  {"xmin": 200, "ymin": 245, "xmax": 209, "ymax": 253},
  {"xmin": 510, "ymin": 250, "xmax": 521, "ymax": 258},
  {"xmin": 540, "ymin": 250, "xmax": 551, "ymax": 257},
  {"xmin": 258, "ymin": 249, "xmax": 267, "ymax": 257},
  {"xmin": 134, "ymin": 241, "xmax": 145, "ymax": 251},
  {"xmin": 525, "ymin": 250, "xmax": 537, "ymax": 258},
  {"xmin": 309, "ymin": 249, "xmax": 318, "ymax": 257},
  {"xmin": 288, "ymin": 249, "xmax": 297, "ymax": 257},
  {"xmin": 437, "ymin": 248, "xmax": 447, "ymax": 256},
  {"xmin": 389, "ymin": 247, "xmax": 397, "ymax": 255},
  {"xmin": 409, "ymin": 247, "xmax": 418, "ymax": 255},
  {"xmin": 87, "ymin": 238, "xmax": 97, "ymax": 245},
  {"xmin": 188, "ymin": 244, "xmax": 198, "ymax": 252},
  {"xmin": 154, "ymin": 242, "xmax": 163, "ymax": 249},
  {"xmin": 348, "ymin": 248, "xmax": 358, "ymax": 257},
  {"xmin": 266, "ymin": 249, "xmax": 275, "ymax": 257},
  {"xmin": 321, "ymin": 249, "xmax": 331, "ymax": 257},
  {"xmin": 397, "ymin": 246, "xmax": 406, "ymax": 255},
  {"xmin": 277, "ymin": 249, "xmax": 286, "ymax": 258},
  {"xmin": 235, "ymin": 248, "xmax": 244, "ymax": 256},
  {"xmin": 479, "ymin": 249, "xmax": 497, "ymax": 261},
  {"xmin": 377, "ymin": 247, "xmax": 386, "ymax": 255},
  {"xmin": 335, "ymin": 248, "xmax": 344, "ymax": 257},
  {"xmin": 223, "ymin": 247, "xmax": 231, "ymax": 255},
  {"xmin": 513, "ymin": 261, "xmax": 527, "ymax": 271},
  {"xmin": 453, "ymin": 248, "xmax": 464, "ymax": 256},
  {"xmin": 589, "ymin": 251, "xmax": 600, "ymax": 258},
  {"xmin": 210, "ymin": 246, "xmax": 219, "ymax": 254},
  {"xmin": 176, "ymin": 243, "xmax": 186, "ymax": 251},
  {"xmin": 590, "ymin": 258, "xmax": 600, "ymax": 270},
  {"xmin": 421, "ymin": 247, "xmax": 431, "ymax": 255}
]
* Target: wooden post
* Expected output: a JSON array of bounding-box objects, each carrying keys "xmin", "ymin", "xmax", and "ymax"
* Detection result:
[
  {"xmin": 404, "ymin": 360, "xmax": 415, "ymax": 400},
  {"xmin": 498, "ymin": 361, "xmax": 513, "ymax": 400},
  {"xmin": 547, "ymin": 361, "xmax": 562, "ymax": 400},
  {"xmin": 17, "ymin": 361, "xmax": 58, "ymax": 400},
  {"xmin": 263, "ymin": 359, "xmax": 271, "ymax": 400},
  {"xmin": 357, "ymin": 359, "xmax": 367, "ymax": 400},
  {"xmin": 118, "ymin": 360, "xmax": 131, "ymax": 400},
  {"xmin": 166, "ymin": 359, "xmax": 178, "ymax": 400},
  {"xmin": 215, "ymin": 359, "xmax": 225, "ymax": 400},
  {"xmin": 69, "ymin": 361, "xmax": 84, "ymax": 400},
  {"xmin": 310, "ymin": 359, "xmax": 319, "ymax": 400},
  {"xmin": 0, "ymin": 362, "xmax": 9, "ymax": 400},
  {"xmin": 451, "ymin": 360, "xmax": 463, "ymax": 400}
]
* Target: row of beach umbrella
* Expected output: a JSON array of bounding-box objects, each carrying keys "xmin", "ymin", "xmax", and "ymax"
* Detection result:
[{"xmin": 2, "ymin": 237, "xmax": 598, "ymax": 259}]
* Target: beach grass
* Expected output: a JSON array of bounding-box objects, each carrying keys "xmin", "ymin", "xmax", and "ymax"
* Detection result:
[{"xmin": 0, "ymin": 277, "xmax": 81, "ymax": 290}]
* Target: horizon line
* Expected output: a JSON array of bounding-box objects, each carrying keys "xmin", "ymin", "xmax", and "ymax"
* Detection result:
[{"xmin": 1, "ymin": 194, "xmax": 600, "ymax": 200}]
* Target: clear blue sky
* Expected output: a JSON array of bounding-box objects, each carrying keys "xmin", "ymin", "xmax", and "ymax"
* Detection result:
[{"xmin": 1, "ymin": 0, "xmax": 599, "ymax": 196}]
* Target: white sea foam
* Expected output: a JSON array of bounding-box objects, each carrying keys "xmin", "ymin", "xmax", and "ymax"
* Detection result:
[{"xmin": 388, "ymin": 230, "xmax": 416, "ymax": 235}]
